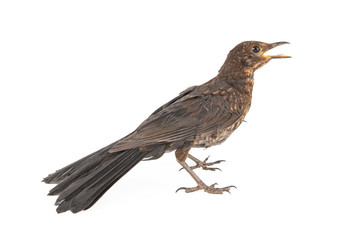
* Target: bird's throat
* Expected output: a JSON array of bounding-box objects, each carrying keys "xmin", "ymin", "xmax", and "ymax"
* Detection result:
[{"xmin": 226, "ymin": 75, "xmax": 255, "ymax": 96}]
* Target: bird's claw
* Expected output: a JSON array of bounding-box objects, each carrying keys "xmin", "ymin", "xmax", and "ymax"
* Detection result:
[
  {"xmin": 179, "ymin": 166, "xmax": 222, "ymax": 172},
  {"xmin": 176, "ymin": 186, "xmax": 201, "ymax": 193},
  {"xmin": 176, "ymin": 183, "xmax": 236, "ymax": 194},
  {"xmin": 180, "ymin": 155, "xmax": 226, "ymax": 171}
]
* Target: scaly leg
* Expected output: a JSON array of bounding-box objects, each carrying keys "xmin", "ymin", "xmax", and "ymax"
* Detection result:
[
  {"xmin": 175, "ymin": 147, "xmax": 235, "ymax": 194},
  {"xmin": 179, "ymin": 154, "xmax": 225, "ymax": 171}
]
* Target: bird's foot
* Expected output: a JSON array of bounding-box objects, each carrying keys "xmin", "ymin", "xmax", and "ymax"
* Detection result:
[
  {"xmin": 180, "ymin": 155, "xmax": 225, "ymax": 171},
  {"xmin": 176, "ymin": 183, "xmax": 236, "ymax": 194}
]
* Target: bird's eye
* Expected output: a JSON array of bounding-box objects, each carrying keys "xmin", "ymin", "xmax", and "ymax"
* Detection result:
[{"xmin": 252, "ymin": 46, "xmax": 261, "ymax": 53}]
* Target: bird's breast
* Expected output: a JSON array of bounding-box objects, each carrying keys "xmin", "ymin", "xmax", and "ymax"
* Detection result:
[
  {"xmin": 192, "ymin": 119, "xmax": 243, "ymax": 148},
  {"xmin": 192, "ymin": 82, "xmax": 253, "ymax": 148}
]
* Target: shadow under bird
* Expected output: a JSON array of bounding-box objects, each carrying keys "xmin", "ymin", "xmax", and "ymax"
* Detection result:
[{"xmin": 43, "ymin": 41, "xmax": 290, "ymax": 213}]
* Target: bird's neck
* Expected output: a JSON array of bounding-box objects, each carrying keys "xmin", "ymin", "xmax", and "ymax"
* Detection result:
[
  {"xmin": 217, "ymin": 60, "xmax": 255, "ymax": 93},
  {"xmin": 218, "ymin": 74, "xmax": 255, "ymax": 96}
]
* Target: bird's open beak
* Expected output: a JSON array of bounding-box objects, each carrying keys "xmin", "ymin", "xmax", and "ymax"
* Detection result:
[{"xmin": 262, "ymin": 42, "xmax": 291, "ymax": 59}]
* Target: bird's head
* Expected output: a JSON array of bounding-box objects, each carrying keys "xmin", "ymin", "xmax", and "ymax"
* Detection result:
[{"xmin": 219, "ymin": 41, "xmax": 290, "ymax": 77}]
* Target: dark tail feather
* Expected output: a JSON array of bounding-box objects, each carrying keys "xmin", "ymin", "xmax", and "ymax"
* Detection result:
[
  {"xmin": 55, "ymin": 149, "xmax": 146, "ymax": 213},
  {"xmin": 44, "ymin": 144, "xmax": 165, "ymax": 213},
  {"xmin": 58, "ymin": 150, "xmax": 145, "ymax": 213},
  {"xmin": 43, "ymin": 142, "xmax": 117, "ymax": 184}
]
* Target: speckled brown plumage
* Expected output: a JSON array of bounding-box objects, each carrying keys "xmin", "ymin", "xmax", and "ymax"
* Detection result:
[{"xmin": 43, "ymin": 41, "xmax": 290, "ymax": 213}]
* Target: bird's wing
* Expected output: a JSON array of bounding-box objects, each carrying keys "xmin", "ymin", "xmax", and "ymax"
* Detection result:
[{"xmin": 109, "ymin": 86, "xmax": 243, "ymax": 152}]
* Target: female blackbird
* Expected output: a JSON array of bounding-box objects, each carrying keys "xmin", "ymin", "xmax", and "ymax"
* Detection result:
[{"xmin": 44, "ymin": 41, "xmax": 290, "ymax": 213}]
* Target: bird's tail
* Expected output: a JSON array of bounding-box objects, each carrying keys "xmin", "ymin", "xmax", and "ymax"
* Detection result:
[{"xmin": 43, "ymin": 143, "xmax": 165, "ymax": 213}]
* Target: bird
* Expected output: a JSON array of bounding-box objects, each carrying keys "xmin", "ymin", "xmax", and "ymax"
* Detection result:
[{"xmin": 43, "ymin": 41, "xmax": 290, "ymax": 213}]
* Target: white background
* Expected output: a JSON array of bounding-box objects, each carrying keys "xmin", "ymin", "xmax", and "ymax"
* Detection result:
[{"xmin": 1, "ymin": 0, "xmax": 358, "ymax": 239}]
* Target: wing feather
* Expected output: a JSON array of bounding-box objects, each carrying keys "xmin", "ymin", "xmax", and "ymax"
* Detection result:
[{"xmin": 109, "ymin": 86, "xmax": 243, "ymax": 152}]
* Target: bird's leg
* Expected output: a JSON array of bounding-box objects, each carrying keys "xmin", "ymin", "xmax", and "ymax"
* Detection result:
[
  {"xmin": 176, "ymin": 161, "xmax": 236, "ymax": 194},
  {"xmin": 184, "ymin": 154, "xmax": 225, "ymax": 171},
  {"xmin": 175, "ymin": 147, "xmax": 236, "ymax": 194}
]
